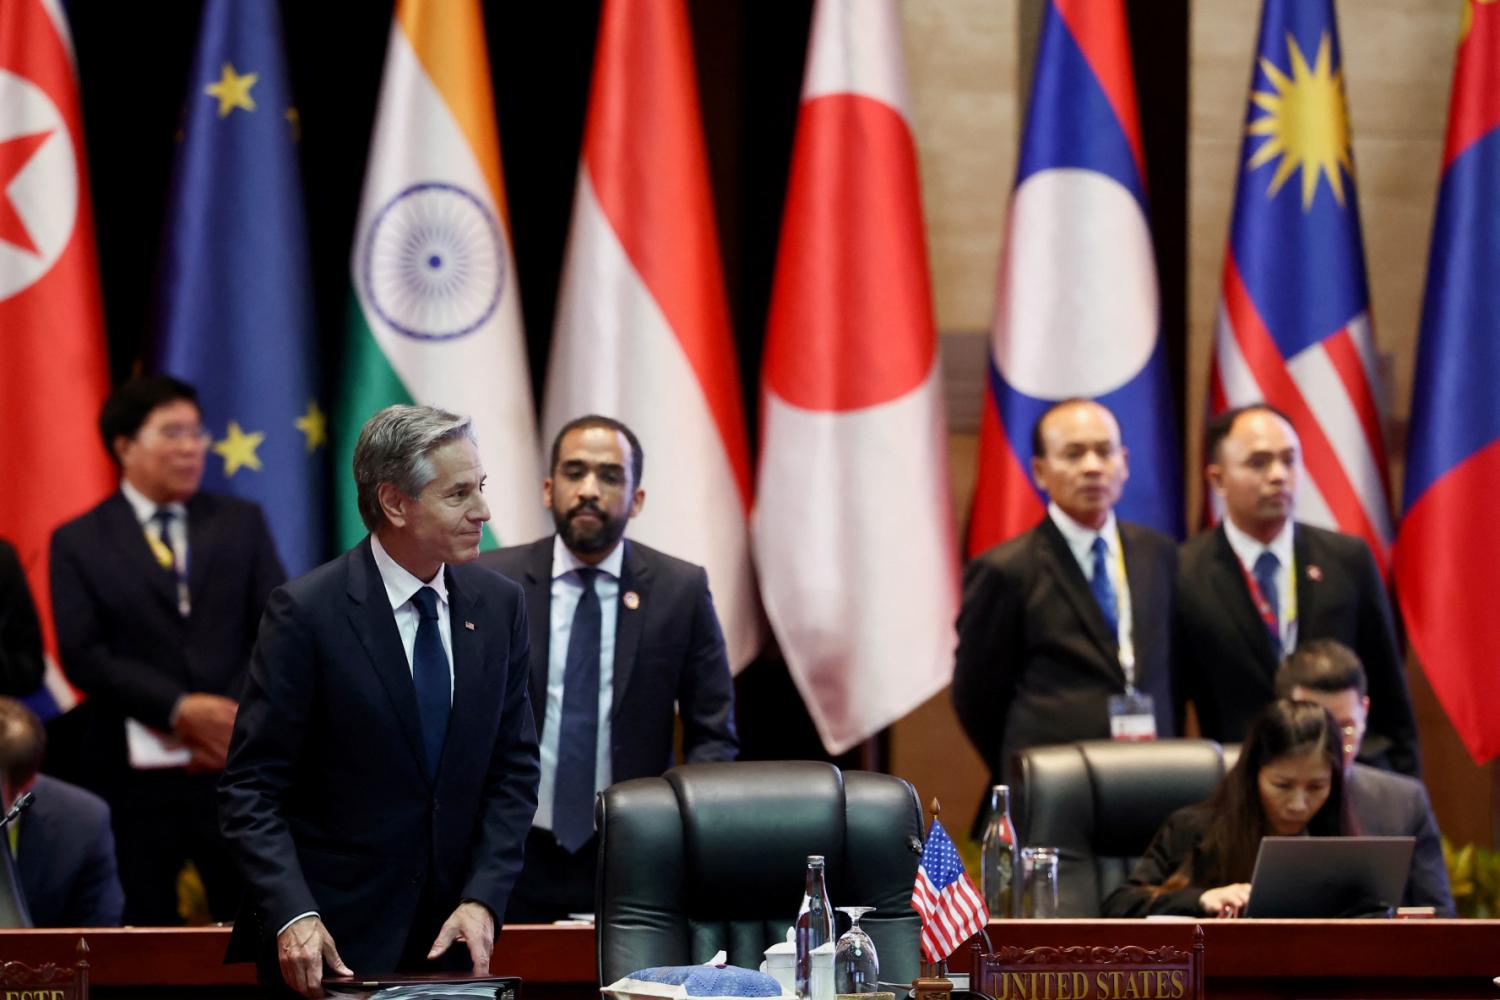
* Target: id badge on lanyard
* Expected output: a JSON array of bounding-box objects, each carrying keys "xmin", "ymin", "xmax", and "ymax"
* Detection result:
[
  {"xmin": 1108, "ymin": 691, "xmax": 1157, "ymax": 741},
  {"xmin": 1107, "ymin": 651, "xmax": 1156, "ymax": 741}
]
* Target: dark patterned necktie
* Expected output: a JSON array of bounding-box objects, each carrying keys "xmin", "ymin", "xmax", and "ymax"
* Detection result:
[
  {"xmin": 554, "ymin": 568, "xmax": 601, "ymax": 853},
  {"xmin": 410, "ymin": 586, "xmax": 450, "ymax": 780}
]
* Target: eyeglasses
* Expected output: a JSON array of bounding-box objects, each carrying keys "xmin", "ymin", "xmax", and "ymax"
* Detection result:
[{"xmin": 150, "ymin": 424, "xmax": 211, "ymax": 443}]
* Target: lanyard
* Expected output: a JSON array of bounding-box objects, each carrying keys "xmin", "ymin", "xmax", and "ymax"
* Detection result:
[
  {"xmin": 1106, "ymin": 536, "xmax": 1136, "ymax": 690},
  {"xmin": 1237, "ymin": 553, "xmax": 1298, "ymax": 644}
]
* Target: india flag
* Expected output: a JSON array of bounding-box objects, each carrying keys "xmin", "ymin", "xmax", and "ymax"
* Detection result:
[{"xmin": 334, "ymin": 0, "xmax": 545, "ymax": 550}]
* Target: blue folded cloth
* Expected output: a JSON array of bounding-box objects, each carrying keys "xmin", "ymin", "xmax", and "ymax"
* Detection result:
[{"xmin": 621, "ymin": 965, "xmax": 784, "ymax": 997}]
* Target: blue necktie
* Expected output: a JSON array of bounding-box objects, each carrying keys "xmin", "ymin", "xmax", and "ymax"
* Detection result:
[
  {"xmin": 1090, "ymin": 536, "xmax": 1119, "ymax": 638},
  {"xmin": 1254, "ymin": 550, "xmax": 1281, "ymax": 656},
  {"xmin": 554, "ymin": 568, "xmax": 601, "ymax": 854},
  {"xmin": 409, "ymin": 586, "xmax": 450, "ymax": 780}
]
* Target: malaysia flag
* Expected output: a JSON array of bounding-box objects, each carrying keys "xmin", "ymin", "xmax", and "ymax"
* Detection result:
[
  {"xmin": 1209, "ymin": 0, "xmax": 1391, "ymax": 565},
  {"xmin": 968, "ymin": 0, "xmax": 1180, "ymax": 556},
  {"xmin": 1394, "ymin": 1, "xmax": 1500, "ymax": 764}
]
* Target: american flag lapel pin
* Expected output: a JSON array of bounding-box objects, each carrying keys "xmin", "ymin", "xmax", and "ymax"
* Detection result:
[{"xmin": 464, "ymin": 620, "xmax": 476, "ymax": 630}]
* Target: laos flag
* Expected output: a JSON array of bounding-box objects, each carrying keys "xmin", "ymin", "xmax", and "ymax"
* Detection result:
[
  {"xmin": 967, "ymin": 0, "xmax": 1180, "ymax": 557},
  {"xmin": 1209, "ymin": 0, "xmax": 1392, "ymax": 566},
  {"xmin": 1394, "ymin": 1, "xmax": 1500, "ymax": 765}
]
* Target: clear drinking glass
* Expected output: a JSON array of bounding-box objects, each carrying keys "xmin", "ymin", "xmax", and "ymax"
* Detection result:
[
  {"xmin": 1020, "ymin": 847, "xmax": 1060, "ymax": 918},
  {"xmin": 833, "ymin": 906, "xmax": 879, "ymax": 994}
]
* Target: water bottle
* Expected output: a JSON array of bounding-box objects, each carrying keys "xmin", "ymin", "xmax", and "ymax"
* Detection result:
[
  {"xmin": 980, "ymin": 784, "xmax": 1018, "ymax": 917},
  {"xmin": 795, "ymin": 855, "xmax": 834, "ymax": 999}
]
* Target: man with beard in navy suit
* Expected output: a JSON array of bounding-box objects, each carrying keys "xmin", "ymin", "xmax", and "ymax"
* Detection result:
[{"xmin": 478, "ymin": 414, "xmax": 737, "ymax": 923}]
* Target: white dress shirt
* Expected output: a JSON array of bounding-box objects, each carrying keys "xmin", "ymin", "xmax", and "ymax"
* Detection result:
[
  {"xmin": 369, "ymin": 533, "xmax": 455, "ymax": 695},
  {"xmin": 122, "ymin": 479, "xmax": 189, "ymax": 612},
  {"xmin": 1048, "ymin": 502, "xmax": 1137, "ymax": 686},
  {"xmin": 534, "ymin": 535, "xmax": 622, "ymax": 834},
  {"xmin": 1222, "ymin": 516, "xmax": 1297, "ymax": 652}
]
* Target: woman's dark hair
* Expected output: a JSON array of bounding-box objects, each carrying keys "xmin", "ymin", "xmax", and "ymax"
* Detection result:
[{"xmin": 1162, "ymin": 699, "xmax": 1354, "ymax": 893}]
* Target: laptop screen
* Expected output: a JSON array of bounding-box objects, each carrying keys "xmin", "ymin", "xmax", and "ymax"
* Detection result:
[{"xmin": 1245, "ymin": 836, "xmax": 1415, "ymax": 918}]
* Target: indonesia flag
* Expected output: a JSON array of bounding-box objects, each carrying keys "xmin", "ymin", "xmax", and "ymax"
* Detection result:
[
  {"xmin": 543, "ymin": 0, "xmax": 760, "ymax": 669},
  {"xmin": 1394, "ymin": 0, "xmax": 1500, "ymax": 764},
  {"xmin": 754, "ymin": 0, "xmax": 959, "ymax": 754},
  {"xmin": 334, "ymin": 0, "xmax": 546, "ymax": 552},
  {"xmin": 1209, "ymin": 0, "xmax": 1391, "ymax": 564},
  {"xmin": 0, "ymin": 0, "xmax": 114, "ymax": 711},
  {"xmin": 967, "ymin": 0, "xmax": 1180, "ymax": 557}
]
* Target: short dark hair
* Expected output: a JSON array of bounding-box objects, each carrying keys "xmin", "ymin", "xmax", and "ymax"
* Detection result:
[
  {"xmin": 549, "ymin": 415, "xmax": 644, "ymax": 487},
  {"xmin": 1204, "ymin": 402, "xmax": 1294, "ymax": 465},
  {"xmin": 1276, "ymin": 639, "xmax": 1368, "ymax": 699},
  {"xmin": 1030, "ymin": 398, "xmax": 1112, "ymax": 459},
  {"xmin": 0, "ymin": 698, "xmax": 45, "ymax": 792},
  {"xmin": 98, "ymin": 375, "xmax": 200, "ymax": 464}
]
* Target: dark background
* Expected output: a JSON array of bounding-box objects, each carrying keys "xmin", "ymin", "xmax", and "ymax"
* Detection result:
[{"xmin": 63, "ymin": 0, "xmax": 1186, "ymax": 766}]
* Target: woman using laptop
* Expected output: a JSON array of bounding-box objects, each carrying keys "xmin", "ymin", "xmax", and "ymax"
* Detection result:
[{"xmin": 1102, "ymin": 699, "xmax": 1355, "ymax": 917}]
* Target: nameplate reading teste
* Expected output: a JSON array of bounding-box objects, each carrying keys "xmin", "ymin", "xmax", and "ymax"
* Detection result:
[{"xmin": 974, "ymin": 927, "xmax": 1204, "ymax": 1000}]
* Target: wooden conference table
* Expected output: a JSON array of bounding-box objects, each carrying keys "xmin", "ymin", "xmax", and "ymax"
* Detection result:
[{"xmin": 0, "ymin": 919, "xmax": 1496, "ymax": 999}]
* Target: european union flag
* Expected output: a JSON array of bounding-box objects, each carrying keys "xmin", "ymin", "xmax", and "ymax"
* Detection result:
[{"xmin": 154, "ymin": 0, "xmax": 324, "ymax": 576}]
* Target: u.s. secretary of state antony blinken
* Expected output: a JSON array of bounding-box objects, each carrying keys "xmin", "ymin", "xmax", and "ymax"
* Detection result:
[{"xmin": 220, "ymin": 405, "xmax": 539, "ymax": 999}]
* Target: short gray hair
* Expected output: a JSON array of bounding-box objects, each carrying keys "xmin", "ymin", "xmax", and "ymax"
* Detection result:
[{"xmin": 353, "ymin": 405, "xmax": 477, "ymax": 532}]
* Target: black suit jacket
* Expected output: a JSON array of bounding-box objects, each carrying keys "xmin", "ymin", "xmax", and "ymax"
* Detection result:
[
  {"xmin": 17, "ymin": 774, "xmax": 124, "ymax": 927},
  {"xmin": 49, "ymin": 491, "xmax": 285, "ymax": 775},
  {"xmin": 476, "ymin": 537, "xmax": 737, "ymax": 782},
  {"xmin": 219, "ymin": 539, "xmax": 540, "ymax": 974},
  {"xmin": 1177, "ymin": 522, "xmax": 1419, "ymax": 775},
  {"xmin": 0, "ymin": 538, "xmax": 45, "ymax": 696},
  {"xmin": 1349, "ymin": 763, "xmax": 1454, "ymax": 914},
  {"xmin": 953, "ymin": 516, "xmax": 1179, "ymax": 789}
]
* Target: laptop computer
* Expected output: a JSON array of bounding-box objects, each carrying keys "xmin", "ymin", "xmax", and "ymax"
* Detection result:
[{"xmin": 1245, "ymin": 836, "xmax": 1415, "ymax": 918}]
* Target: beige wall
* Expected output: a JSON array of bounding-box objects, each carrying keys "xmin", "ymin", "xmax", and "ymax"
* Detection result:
[{"xmin": 886, "ymin": 0, "xmax": 1494, "ymax": 849}]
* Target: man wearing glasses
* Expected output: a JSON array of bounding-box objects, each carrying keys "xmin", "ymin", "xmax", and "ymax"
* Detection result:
[
  {"xmin": 50, "ymin": 375, "xmax": 285, "ymax": 925},
  {"xmin": 1275, "ymin": 640, "xmax": 1454, "ymax": 915}
]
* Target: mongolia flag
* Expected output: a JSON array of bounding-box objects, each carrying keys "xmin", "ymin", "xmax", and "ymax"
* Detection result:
[
  {"xmin": 754, "ymin": 0, "xmax": 959, "ymax": 755},
  {"xmin": 154, "ymin": 0, "xmax": 324, "ymax": 576},
  {"xmin": 1394, "ymin": 0, "xmax": 1500, "ymax": 764},
  {"xmin": 0, "ymin": 0, "xmax": 114, "ymax": 711},
  {"xmin": 967, "ymin": 0, "xmax": 1180, "ymax": 556},
  {"xmin": 1209, "ymin": 0, "xmax": 1391, "ymax": 564},
  {"xmin": 334, "ymin": 0, "xmax": 546, "ymax": 551},
  {"xmin": 543, "ymin": 0, "xmax": 761, "ymax": 669}
]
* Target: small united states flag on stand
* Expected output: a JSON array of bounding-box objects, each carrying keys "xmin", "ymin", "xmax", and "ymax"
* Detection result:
[{"xmin": 910, "ymin": 818, "xmax": 989, "ymax": 962}]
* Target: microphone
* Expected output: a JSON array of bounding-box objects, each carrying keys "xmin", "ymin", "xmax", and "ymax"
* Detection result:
[{"xmin": 0, "ymin": 791, "xmax": 34, "ymax": 832}]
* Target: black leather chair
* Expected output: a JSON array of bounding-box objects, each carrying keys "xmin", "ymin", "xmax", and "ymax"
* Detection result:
[
  {"xmin": 1013, "ymin": 739, "xmax": 1228, "ymax": 917},
  {"xmin": 595, "ymin": 761, "xmax": 923, "ymax": 987}
]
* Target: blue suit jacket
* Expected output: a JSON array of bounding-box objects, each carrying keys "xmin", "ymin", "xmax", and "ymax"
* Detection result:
[
  {"xmin": 1349, "ymin": 763, "xmax": 1455, "ymax": 914},
  {"xmin": 219, "ymin": 538, "xmax": 540, "ymax": 973},
  {"xmin": 954, "ymin": 516, "xmax": 1180, "ymax": 785},
  {"xmin": 16, "ymin": 774, "xmax": 124, "ymax": 927},
  {"xmin": 1177, "ymin": 523, "xmax": 1419, "ymax": 776},
  {"xmin": 476, "ymin": 536, "xmax": 737, "ymax": 783},
  {"xmin": 50, "ymin": 490, "xmax": 285, "ymax": 778}
]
